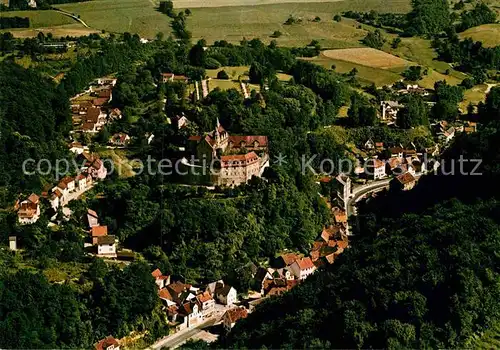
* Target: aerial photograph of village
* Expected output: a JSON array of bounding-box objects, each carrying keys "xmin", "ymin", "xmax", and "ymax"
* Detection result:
[{"xmin": 1, "ymin": 0, "xmax": 500, "ymax": 348}]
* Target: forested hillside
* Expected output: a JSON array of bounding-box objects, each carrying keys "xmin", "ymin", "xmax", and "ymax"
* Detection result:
[{"xmin": 220, "ymin": 94, "xmax": 500, "ymax": 348}]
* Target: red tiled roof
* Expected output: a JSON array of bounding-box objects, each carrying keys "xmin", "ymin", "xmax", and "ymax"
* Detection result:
[
  {"xmin": 396, "ymin": 172, "xmax": 416, "ymax": 185},
  {"xmin": 61, "ymin": 176, "xmax": 74, "ymax": 185},
  {"xmin": 98, "ymin": 89, "xmax": 112, "ymax": 98},
  {"xmin": 93, "ymin": 97, "xmax": 109, "ymax": 106},
  {"xmin": 188, "ymin": 135, "xmax": 202, "ymax": 141},
  {"xmin": 367, "ymin": 158, "xmax": 385, "ymax": 168},
  {"xmin": 295, "ymin": 257, "xmax": 314, "ymax": 270},
  {"xmin": 281, "ymin": 253, "xmax": 299, "ymax": 266},
  {"xmin": 337, "ymin": 240, "xmax": 349, "ymax": 250},
  {"xmin": 28, "ymin": 193, "xmax": 39, "ymax": 204},
  {"xmin": 159, "ymin": 288, "xmax": 174, "ymax": 301},
  {"xmin": 196, "ymin": 291, "xmax": 213, "ymax": 303},
  {"xmin": 228, "ymin": 135, "xmax": 268, "ymax": 148},
  {"xmin": 91, "ymin": 225, "xmax": 108, "ymax": 237},
  {"xmin": 152, "ymin": 268, "xmax": 162, "ymax": 278},
  {"xmin": 81, "ymin": 122, "xmax": 96, "ymax": 131},
  {"xmin": 325, "ymin": 253, "xmax": 335, "ymax": 264},
  {"xmin": 389, "ymin": 147, "xmax": 404, "ymax": 154},
  {"xmin": 225, "ymin": 307, "xmax": 248, "ymax": 324},
  {"xmin": 220, "ymin": 152, "xmax": 259, "ymax": 166},
  {"xmin": 167, "ymin": 281, "xmax": 191, "ymax": 295},
  {"xmin": 94, "ymin": 336, "xmax": 119, "ymax": 350}
]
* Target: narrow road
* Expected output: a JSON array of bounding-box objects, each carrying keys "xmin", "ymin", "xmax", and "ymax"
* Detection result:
[
  {"xmin": 52, "ymin": 9, "xmax": 90, "ymax": 28},
  {"xmin": 346, "ymin": 179, "xmax": 392, "ymax": 216},
  {"xmin": 150, "ymin": 318, "xmax": 217, "ymax": 350}
]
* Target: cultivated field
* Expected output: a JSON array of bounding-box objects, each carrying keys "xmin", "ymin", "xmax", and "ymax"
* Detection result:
[
  {"xmin": 7, "ymin": 24, "xmax": 98, "ymax": 38},
  {"xmin": 459, "ymin": 24, "xmax": 500, "ymax": 47},
  {"xmin": 304, "ymin": 55, "xmax": 403, "ymax": 86},
  {"xmin": 321, "ymin": 48, "xmax": 410, "ymax": 69}
]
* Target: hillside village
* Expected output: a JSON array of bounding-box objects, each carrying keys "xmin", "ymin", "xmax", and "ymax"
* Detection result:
[{"xmin": 9, "ymin": 66, "xmax": 485, "ymax": 346}]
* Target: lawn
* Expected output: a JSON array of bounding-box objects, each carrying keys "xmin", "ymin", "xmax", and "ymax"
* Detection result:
[
  {"xmin": 206, "ymin": 66, "xmax": 293, "ymax": 93},
  {"xmin": 459, "ymin": 24, "xmax": 500, "ymax": 47}
]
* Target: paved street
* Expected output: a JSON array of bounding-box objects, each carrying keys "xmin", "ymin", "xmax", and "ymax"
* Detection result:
[
  {"xmin": 150, "ymin": 304, "xmax": 228, "ymax": 349},
  {"xmin": 346, "ymin": 179, "xmax": 392, "ymax": 216}
]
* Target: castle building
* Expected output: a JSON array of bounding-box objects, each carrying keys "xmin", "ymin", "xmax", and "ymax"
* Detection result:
[{"xmin": 187, "ymin": 120, "xmax": 269, "ymax": 186}]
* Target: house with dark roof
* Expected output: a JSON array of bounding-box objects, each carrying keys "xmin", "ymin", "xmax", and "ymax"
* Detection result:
[
  {"xmin": 97, "ymin": 235, "xmax": 117, "ymax": 258},
  {"xmin": 214, "ymin": 283, "xmax": 237, "ymax": 305}
]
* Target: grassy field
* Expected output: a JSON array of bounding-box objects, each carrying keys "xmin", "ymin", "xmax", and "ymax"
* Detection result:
[
  {"xmin": 54, "ymin": 0, "xmax": 411, "ymax": 43},
  {"xmin": 386, "ymin": 36, "xmax": 467, "ymax": 81},
  {"xmin": 459, "ymin": 24, "xmax": 500, "ymax": 47},
  {"xmin": 0, "ymin": 9, "xmax": 75, "ymax": 27},
  {"xmin": 57, "ymin": 0, "xmax": 173, "ymax": 38}
]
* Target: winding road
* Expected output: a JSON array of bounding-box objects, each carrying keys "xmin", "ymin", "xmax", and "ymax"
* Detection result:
[
  {"xmin": 346, "ymin": 179, "xmax": 392, "ymax": 216},
  {"xmin": 52, "ymin": 9, "xmax": 90, "ymax": 28}
]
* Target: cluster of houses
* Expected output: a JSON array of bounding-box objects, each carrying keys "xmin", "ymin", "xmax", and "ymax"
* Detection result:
[
  {"xmin": 359, "ymin": 141, "xmax": 432, "ymax": 191},
  {"xmin": 87, "ymin": 209, "xmax": 118, "ymax": 258},
  {"xmin": 151, "ymin": 269, "xmax": 248, "ymax": 333},
  {"xmin": 71, "ymin": 78, "xmax": 121, "ymax": 134},
  {"xmin": 15, "ymin": 152, "xmax": 107, "ymax": 225}
]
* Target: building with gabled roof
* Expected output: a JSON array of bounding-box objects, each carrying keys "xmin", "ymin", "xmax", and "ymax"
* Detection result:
[
  {"xmin": 94, "ymin": 336, "xmax": 119, "ymax": 350},
  {"xmin": 17, "ymin": 193, "xmax": 41, "ymax": 225},
  {"xmin": 290, "ymin": 257, "xmax": 316, "ymax": 280},
  {"xmin": 97, "ymin": 235, "xmax": 117, "ymax": 258},
  {"xmin": 223, "ymin": 307, "xmax": 248, "ymax": 333},
  {"xmin": 392, "ymin": 171, "xmax": 416, "ymax": 191}
]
